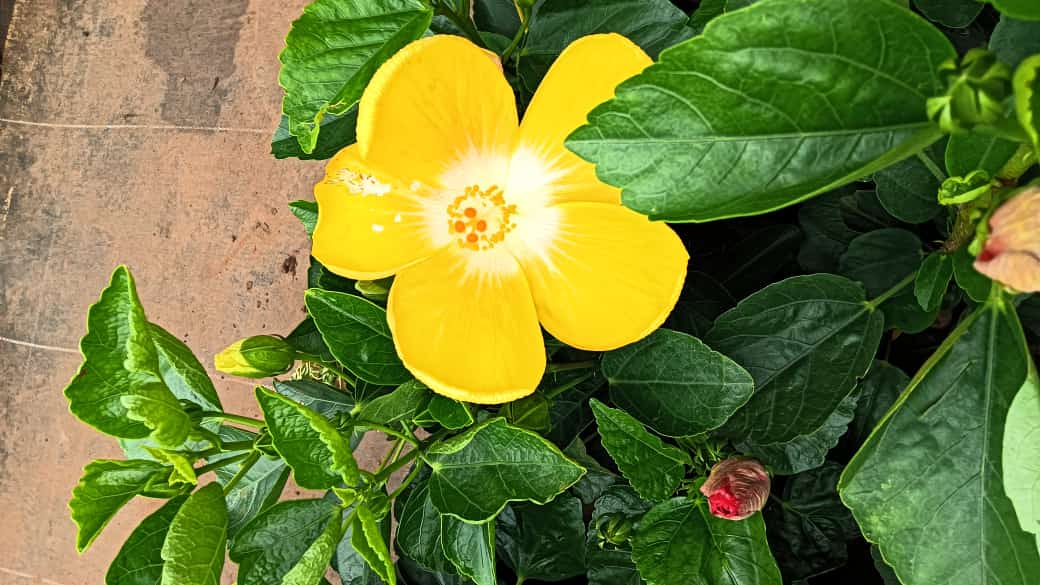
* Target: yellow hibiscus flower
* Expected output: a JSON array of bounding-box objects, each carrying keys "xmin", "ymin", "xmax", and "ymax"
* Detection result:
[{"xmin": 312, "ymin": 33, "xmax": 688, "ymax": 404}]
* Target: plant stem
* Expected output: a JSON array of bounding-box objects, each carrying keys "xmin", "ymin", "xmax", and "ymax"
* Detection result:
[
  {"xmin": 221, "ymin": 451, "xmax": 261, "ymax": 494},
  {"xmin": 379, "ymin": 438, "xmax": 405, "ymax": 469},
  {"xmin": 194, "ymin": 451, "xmax": 252, "ymax": 476},
  {"xmin": 200, "ymin": 411, "xmax": 265, "ymax": 429},
  {"xmin": 389, "ymin": 460, "xmax": 426, "ymax": 499},
  {"xmin": 544, "ymin": 370, "xmax": 596, "ymax": 400},
  {"xmin": 916, "ymin": 151, "xmax": 947, "ymax": 182},
  {"xmin": 374, "ymin": 449, "xmax": 420, "ymax": 484},
  {"xmin": 545, "ymin": 360, "xmax": 597, "ymax": 374},
  {"xmin": 500, "ymin": 23, "xmax": 526, "ymax": 61},
  {"xmin": 358, "ymin": 423, "xmax": 421, "ymax": 446},
  {"xmin": 866, "ymin": 273, "xmax": 916, "ymax": 309},
  {"xmin": 192, "ymin": 440, "xmax": 255, "ymax": 458},
  {"xmin": 434, "ymin": 0, "xmax": 488, "ymax": 49}
]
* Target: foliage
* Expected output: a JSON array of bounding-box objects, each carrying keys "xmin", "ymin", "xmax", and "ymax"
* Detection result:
[{"xmin": 64, "ymin": 1, "xmax": 1040, "ymax": 584}]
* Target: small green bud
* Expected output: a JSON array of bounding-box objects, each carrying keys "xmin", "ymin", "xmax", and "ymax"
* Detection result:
[
  {"xmin": 355, "ymin": 277, "xmax": 393, "ymax": 302},
  {"xmin": 334, "ymin": 487, "xmax": 359, "ymax": 507},
  {"xmin": 927, "ymin": 49, "xmax": 1013, "ymax": 133},
  {"xmin": 595, "ymin": 513, "xmax": 635, "ymax": 548},
  {"xmin": 938, "ymin": 170, "xmax": 994, "ymax": 206},
  {"xmin": 214, "ymin": 335, "xmax": 296, "ymax": 378},
  {"xmin": 513, "ymin": 0, "xmax": 534, "ymax": 23}
]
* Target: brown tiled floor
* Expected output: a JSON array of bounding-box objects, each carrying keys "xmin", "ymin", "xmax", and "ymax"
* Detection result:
[{"xmin": 0, "ymin": 1, "xmax": 383, "ymax": 582}]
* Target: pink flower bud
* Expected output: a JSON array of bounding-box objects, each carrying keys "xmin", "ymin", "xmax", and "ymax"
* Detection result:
[
  {"xmin": 975, "ymin": 187, "xmax": 1040, "ymax": 293},
  {"xmin": 699, "ymin": 458, "xmax": 770, "ymax": 521}
]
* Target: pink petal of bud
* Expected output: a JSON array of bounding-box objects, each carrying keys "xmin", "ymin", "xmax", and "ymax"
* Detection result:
[
  {"xmin": 699, "ymin": 457, "xmax": 770, "ymax": 521},
  {"xmin": 975, "ymin": 187, "xmax": 1040, "ymax": 293}
]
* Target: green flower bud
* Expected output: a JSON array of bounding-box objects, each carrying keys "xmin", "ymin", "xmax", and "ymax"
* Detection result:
[
  {"xmin": 334, "ymin": 487, "xmax": 359, "ymax": 507},
  {"xmin": 927, "ymin": 49, "xmax": 1013, "ymax": 133},
  {"xmin": 355, "ymin": 277, "xmax": 392, "ymax": 302},
  {"xmin": 214, "ymin": 335, "xmax": 296, "ymax": 378},
  {"xmin": 595, "ymin": 513, "xmax": 635, "ymax": 548},
  {"xmin": 938, "ymin": 170, "xmax": 994, "ymax": 206}
]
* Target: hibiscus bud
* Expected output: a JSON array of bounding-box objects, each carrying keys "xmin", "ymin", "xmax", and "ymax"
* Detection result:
[
  {"xmin": 595, "ymin": 513, "xmax": 635, "ymax": 548},
  {"xmin": 974, "ymin": 186, "xmax": 1040, "ymax": 293},
  {"xmin": 214, "ymin": 335, "xmax": 296, "ymax": 378},
  {"xmin": 699, "ymin": 457, "xmax": 770, "ymax": 521}
]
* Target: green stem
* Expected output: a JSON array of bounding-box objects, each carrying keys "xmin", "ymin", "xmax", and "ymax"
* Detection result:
[
  {"xmin": 191, "ymin": 440, "xmax": 255, "ymax": 458},
  {"xmin": 389, "ymin": 460, "xmax": 426, "ymax": 500},
  {"xmin": 916, "ymin": 151, "xmax": 947, "ymax": 182},
  {"xmin": 545, "ymin": 360, "xmax": 597, "ymax": 374},
  {"xmin": 339, "ymin": 506, "xmax": 359, "ymax": 532},
  {"xmin": 544, "ymin": 370, "xmax": 596, "ymax": 400},
  {"xmin": 357, "ymin": 422, "xmax": 421, "ymax": 446},
  {"xmin": 500, "ymin": 22, "xmax": 527, "ymax": 61},
  {"xmin": 221, "ymin": 451, "xmax": 261, "ymax": 495},
  {"xmin": 194, "ymin": 451, "xmax": 251, "ymax": 476},
  {"xmin": 866, "ymin": 273, "xmax": 916, "ymax": 309},
  {"xmin": 434, "ymin": 0, "xmax": 488, "ymax": 49},
  {"xmin": 374, "ymin": 449, "xmax": 420, "ymax": 484},
  {"xmin": 379, "ymin": 438, "xmax": 406, "ymax": 469},
  {"xmin": 200, "ymin": 411, "xmax": 265, "ymax": 429}
]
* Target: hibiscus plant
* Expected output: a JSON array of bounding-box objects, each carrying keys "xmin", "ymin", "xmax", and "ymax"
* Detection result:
[{"xmin": 65, "ymin": 1, "xmax": 1040, "ymax": 584}]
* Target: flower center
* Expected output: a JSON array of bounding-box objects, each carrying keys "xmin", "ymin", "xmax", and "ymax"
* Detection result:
[{"xmin": 446, "ymin": 184, "xmax": 516, "ymax": 251}]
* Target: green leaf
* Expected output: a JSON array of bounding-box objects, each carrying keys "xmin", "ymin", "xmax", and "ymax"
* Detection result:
[
  {"xmin": 213, "ymin": 427, "xmax": 290, "ymax": 538},
  {"xmin": 105, "ymin": 496, "xmax": 186, "ymax": 585},
  {"xmin": 567, "ymin": 0, "xmax": 954, "ymax": 222},
  {"xmin": 305, "ymin": 289, "xmax": 411, "ymax": 385},
  {"xmin": 590, "ymin": 399, "xmax": 690, "ymax": 502},
  {"xmin": 914, "ymin": 253, "xmax": 954, "ymax": 312},
  {"xmin": 563, "ymin": 438, "xmax": 618, "ymax": 505},
  {"xmin": 796, "ymin": 189, "xmax": 898, "ymax": 273},
  {"xmin": 274, "ymin": 379, "xmax": 355, "ymax": 419},
  {"xmin": 121, "ymin": 384, "xmax": 192, "ymax": 449},
  {"xmin": 160, "ymin": 483, "xmax": 227, "ymax": 585},
  {"xmin": 272, "ymin": 109, "xmax": 358, "ymax": 160},
  {"xmin": 1014, "ymin": 54, "xmax": 1040, "ymax": 156},
  {"xmin": 945, "ymin": 131, "xmax": 1020, "ymax": 177},
  {"xmin": 230, "ymin": 498, "xmax": 341, "ymax": 585},
  {"xmin": 441, "ymin": 517, "xmax": 495, "ymax": 585},
  {"xmin": 286, "ymin": 316, "xmax": 335, "ymax": 362},
  {"xmin": 704, "ymin": 224, "xmax": 803, "ymax": 299},
  {"xmin": 418, "ymin": 395, "xmax": 474, "ymax": 430},
  {"xmin": 65, "ymin": 266, "xmax": 186, "ymax": 443},
  {"xmin": 500, "ymin": 393, "xmax": 552, "ymax": 433},
  {"xmin": 871, "ymin": 545, "xmax": 901, "ymax": 585},
  {"xmin": 496, "ymin": 496, "xmax": 586, "ymax": 582},
  {"xmin": 359, "ymin": 379, "xmax": 431, "ymax": 425},
  {"xmin": 990, "ymin": 0, "xmax": 1040, "ymax": 21},
  {"xmin": 840, "ymin": 294, "xmax": 1040, "ymax": 585},
  {"xmin": 631, "ymin": 499, "xmax": 781, "ymax": 585},
  {"xmin": 352, "ymin": 504, "xmax": 396, "ymax": 585},
  {"xmin": 736, "ymin": 387, "xmax": 859, "ymax": 475},
  {"xmin": 148, "ymin": 324, "xmax": 222, "ymax": 411},
  {"xmin": 336, "ymin": 503, "xmax": 391, "ymax": 585},
  {"xmin": 952, "ymin": 246, "xmax": 993, "ymax": 302},
  {"xmin": 602, "ymin": 329, "xmax": 754, "ymax": 437},
  {"xmin": 838, "ymin": 228, "xmax": 932, "ymax": 333},
  {"xmin": 396, "ymin": 481, "xmax": 456, "ymax": 574},
  {"xmin": 289, "ymin": 200, "xmax": 319, "ymax": 237},
  {"xmin": 873, "ymin": 147, "xmax": 945, "ymax": 224},
  {"xmin": 70, "ymin": 459, "xmax": 169, "ymax": 552},
  {"xmin": 991, "ymin": 16, "xmax": 1040, "ymax": 69},
  {"xmin": 1020, "ymin": 295, "xmax": 1040, "ymax": 337},
  {"xmin": 397, "ymin": 557, "xmax": 468, "ymax": 585},
  {"xmin": 426, "ymin": 418, "xmax": 586, "ymax": 522},
  {"xmin": 283, "ymin": 512, "xmax": 343, "ymax": 585},
  {"xmin": 764, "ymin": 462, "xmax": 859, "ymax": 581},
  {"xmin": 913, "ymin": 0, "xmax": 982, "ymax": 28},
  {"xmin": 1003, "ymin": 363, "xmax": 1040, "ymax": 537},
  {"xmin": 708, "ymin": 274, "xmax": 884, "ymax": 444},
  {"xmin": 278, "ymin": 0, "xmax": 432, "ymax": 153},
  {"xmin": 663, "ymin": 271, "xmax": 736, "ymax": 337},
  {"xmin": 847, "ymin": 361, "xmax": 910, "ymax": 446},
  {"xmin": 255, "ymin": 386, "xmax": 360, "ymax": 489},
  {"xmin": 586, "ymin": 486, "xmax": 651, "ymax": 585},
  {"xmin": 545, "ymin": 369, "xmax": 604, "ymax": 447},
  {"xmin": 518, "ymin": 0, "xmax": 692, "ymax": 93}
]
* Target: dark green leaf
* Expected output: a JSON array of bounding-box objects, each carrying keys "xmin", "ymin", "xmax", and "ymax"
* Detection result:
[
  {"xmin": 418, "ymin": 395, "xmax": 473, "ymax": 430},
  {"xmin": 990, "ymin": 0, "xmax": 1040, "ymax": 21},
  {"xmin": 397, "ymin": 557, "xmax": 468, "ymax": 585},
  {"xmin": 519, "ymin": 0, "xmax": 692, "ymax": 92},
  {"xmin": 273, "ymin": 109, "xmax": 357, "ymax": 160},
  {"xmin": 278, "ymin": 0, "xmax": 432, "ymax": 152},
  {"xmin": 305, "ymin": 289, "xmax": 411, "ymax": 385},
  {"xmin": 631, "ymin": 499, "xmax": 781, "ymax": 585},
  {"xmin": 840, "ymin": 294, "xmax": 1040, "ymax": 585},
  {"xmin": 840, "ymin": 229, "xmax": 923, "ymax": 297},
  {"xmin": 230, "ymin": 498, "xmax": 341, "ymax": 585},
  {"xmin": 1003, "ymin": 364, "xmax": 1040, "ymax": 538},
  {"xmin": 359, "ymin": 380, "xmax": 431, "ymax": 425},
  {"xmin": 1020, "ymin": 296, "xmax": 1040, "ymax": 336},
  {"xmin": 705, "ymin": 224, "xmax": 802, "ymax": 298},
  {"xmin": 336, "ymin": 503, "xmax": 391, "ymax": 585},
  {"xmin": 796, "ymin": 189, "xmax": 897, "ymax": 273},
  {"xmin": 913, "ymin": 0, "xmax": 982, "ymax": 28},
  {"xmin": 591, "ymin": 399, "xmax": 690, "ymax": 502},
  {"xmin": 991, "ymin": 16, "xmax": 1040, "ymax": 69},
  {"xmin": 603, "ymin": 329, "xmax": 754, "ymax": 437},
  {"xmin": 563, "ymin": 438, "xmax": 618, "ymax": 505},
  {"xmin": 708, "ymin": 274, "xmax": 884, "ymax": 444},
  {"xmin": 874, "ymin": 147, "xmax": 945, "ymax": 223},
  {"xmin": 871, "ymin": 545, "xmax": 900, "ymax": 585},
  {"xmin": 500, "ymin": 393, "xmax": 551, "ymax": 433},
  {"xmin": 914, "ymin": 253, "xmax": 954, "ymax": 312},
  {"xmin": 214, "ymin": 427, "xmax": 290, "ymax": 539},
  {"xmin": 496, "ymin": 496, "xmax": 586, "ymax": 582},
  {"xmin": 945, "ymin": 131, "xmax": 1020, "ymax": 176},
  {"xmin": 847, "ymin": 360, "xmax": 910, "ymax": 446},
  {"xmin": 286, "ymin": 316, "xmax": 335, "ymax": 362},
  {"xmin": 289, "ymin": 200, "xmax": 319, "ymax": 237},
  {"xmin": 160, "ymin": 483, "xmax": 227, "ymax": 585},
  {"xmin": 567, "ymin": 0, "xmax": 954, "ymax": 222},
  {"xmin": 764, "ymin": 462, "xmax": 858, "ymax": 581},
  {"xmin": 952, "ymin": 246, "xmax": 993, "ymax": 302},
  {"xmin": 255, "ymin": 387, "xmax": 360, "ymax": 489},
  {"xmin": 426, "ymin": 418, "xmax": 585, "ymax": 522},
  {"xmin": 396, "ymin": 481, "xmax": 456, "ymax": 574},
  {"xmin": 736, "ymin": 387, "xmax": 859, "ymax": 475},
  {"xmin": 352, "ymin": 505, "xmax": 396, "ymax": 585},
  {"xmin": 663, "ymin": 271, "xmax": 736, "ymax": 337},
  {"xmin": 105, "ymin": 496, "xmax": 186, "ymax": 585},
  {"xmin": 544, "ymin": 369, "xmax": 603, "ymax": 447},
  {"xmin": 441, "ymin": 517, "xmax": 495, "ymax": 585},
  {"xmin": 70, "ymin": 459, "xmax": 169, "ymax": 552},
  {"xmin": 474, "ymin": 0, "xmax": 521, "ymax": 37},
  {"xmin": 274, "ymin": 379, "xmax": 355, "ymax": 419}
]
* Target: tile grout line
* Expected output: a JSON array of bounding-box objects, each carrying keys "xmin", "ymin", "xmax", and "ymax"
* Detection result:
[
  {"xmin": 0, "ymin": 334, "xmax": 79, "ymax": 354},
  {"xmin": 0, "ymin": 117, "xmax": 268, "ymax": 134},
  {"xmin": 0, "ymin": 566, "xmax": 74, "ymax": 585}
]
